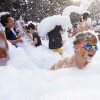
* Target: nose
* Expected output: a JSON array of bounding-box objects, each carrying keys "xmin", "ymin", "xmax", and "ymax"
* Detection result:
[{"xmin": 90, "ymin": 47, "xmax": 96, "ymax": 52}]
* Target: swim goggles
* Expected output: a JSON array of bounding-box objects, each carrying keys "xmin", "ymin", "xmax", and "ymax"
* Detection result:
[{"xmin": 76, "ymin": 43, "xmax": 98, "ymax": 51}]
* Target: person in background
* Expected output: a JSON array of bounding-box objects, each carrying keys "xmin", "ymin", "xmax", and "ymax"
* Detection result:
[
  {"xmin": 72, "ymin": 11, "xmax": 92, "ymax": 36},
  {"xmin": 28, "ymin": 23, "xmax": 42, "ymax": 47},
  {"xmin": 13, "ymin": 21, "xmax": 20, "ymax": 36},
  {"xmin": 48, "ymin": 25, "xmax": 65, "ymax": 55},
  {"xmin": 22, "ymin": 25, "xmax": 32, "ymax": 41},
  {"xmin": 24, "ymin": 16, "xmax": 30, "ymax": 24},
  {"xmin": 50, "ymin": 32, "xmax": 98, "ymax": 70},
  {"xmin": 0, "ymin": 13, "xmax": 23, "ymax": 47},
  {"xmin": 0, "ymin": 31, "xmax": 9, "ymax": 66}
]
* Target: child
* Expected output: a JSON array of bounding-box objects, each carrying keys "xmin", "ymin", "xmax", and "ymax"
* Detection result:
[
  {"xmin": 22, "ymin": 25, "xmax": 32, "ymax": 41},
  {"xmin": 50, "ymin": 31, "xmax": 98, "ymax": 70},
  {"xmin": 48, "ymin": 25, "xmax": 64, "ymax": 54},
  {"xmin": 28, "ymin": 23, "xmax": 42, "ymax": 47},
  {"xmin": 0, "ymin": 31, "xmax": 9, "ymax": 66},
  {"xmin": 1, "ymin": 13, "xmax": 23, "ymax": 47},
  {"xmin": 72, "ymin": 11, "xmax": 92, "ymax": 36}
]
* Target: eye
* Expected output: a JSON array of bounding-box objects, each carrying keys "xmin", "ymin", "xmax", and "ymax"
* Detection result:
[
  {"xmin": 85, "ymin": 44, "xmax": 92, "ymax": 50},
  {"xmin": 94, "ymin": 45, "xmax": 98, "ymax": 51}
]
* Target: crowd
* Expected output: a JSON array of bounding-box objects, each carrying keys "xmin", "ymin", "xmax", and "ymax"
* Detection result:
[{"xmin": 0, "ymin": 11, "xmax": 99, "ymax": 70}]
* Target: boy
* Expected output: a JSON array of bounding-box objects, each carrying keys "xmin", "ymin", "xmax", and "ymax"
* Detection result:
[
  {"xmin": 0, "ymin": 13, "xmax": 23, "ymax": 47},
  {"xmin": 28, "ymin": 23, "xmax": 42, "ymax": 47},
  {"xmin": 50, "ymin": 32, "xmax": 98, "ymax": 70},
  {"xmin": 48, "ymin": 25, "xmax": 65, "ymax": 54}
]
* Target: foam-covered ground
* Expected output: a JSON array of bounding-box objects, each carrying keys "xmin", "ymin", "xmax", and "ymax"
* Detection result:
[
  {"xmin": 0, "ymin": 36, "xmax": 100, "ymax": 100},
  {"xmin": 0, "ymin": 0, "xmax": 100, "ymax": 99}
]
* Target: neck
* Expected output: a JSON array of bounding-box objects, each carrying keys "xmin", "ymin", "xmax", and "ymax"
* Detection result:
[
  {"xmin": 6, "ymin": 26, "xmax": 12, "ymax": 29},
  {"xmin": 73, "ymin": 54, "xmax": 88, "ymax": 69}
]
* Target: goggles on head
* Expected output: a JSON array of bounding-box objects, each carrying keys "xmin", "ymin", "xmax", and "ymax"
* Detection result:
[{"xmin": 76, "ymin": 43, "xmax": 98, "ymax": 51}]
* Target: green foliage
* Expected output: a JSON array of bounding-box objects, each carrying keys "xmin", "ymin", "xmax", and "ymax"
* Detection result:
[{"xmin": 0, "ymin": 0, "xmax": 74, "ymax": 22}]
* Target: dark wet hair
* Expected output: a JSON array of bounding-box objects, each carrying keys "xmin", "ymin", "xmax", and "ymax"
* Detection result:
[
  {"xmin": 54, "ymin": 25, "xmax": 63, "ymax": 32},
  {"xmin": 23, "ymin": 25, "xmax": 28, "ymax": 29},
  {"xmin": 83, "ymin": 12, "xmax": 90, "ymax": 20},
  {"xmin": 73, "ymin": 32, "xmax": 97, "ymax": 45},
  {"xmin": 1, "ymin": 14, "xmax": 12, "ymax": 26},
  {"xmin": 28, "ymin": 23, "xmax": 36, "ymax": 30},
  {"xmin": 48, "ymin": 25, "xmax": 63, "ymax": 34}
]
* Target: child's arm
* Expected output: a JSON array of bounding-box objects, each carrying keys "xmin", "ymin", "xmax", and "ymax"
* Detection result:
[
  {"xmin": 50, "ymin": 59, "xmax": 65, "ymax": 70},
  {"xmin": 31, "ymin": 38, "xmax": 38, "ymax": 45}
]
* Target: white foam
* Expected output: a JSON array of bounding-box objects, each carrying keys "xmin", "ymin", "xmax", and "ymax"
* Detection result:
[
  {"xmin": 37, "ymin": 15, "xmax": 71, "ymax": 37},
  {"xmin": 0, "ymin": 37, "xmax": 5, "ymax": 49}
]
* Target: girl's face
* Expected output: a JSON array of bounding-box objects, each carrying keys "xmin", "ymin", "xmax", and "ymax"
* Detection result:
[
  {"xmin": 75, "ymin": 41, "xmax": 97, "ymax": 62},
  {"xmin": 28, "ymin": 28, "xmax": 34, "ymax": 34},
  {"xmin": 23, "ymin": 28, "xmax": 28, "ymax": 33}
]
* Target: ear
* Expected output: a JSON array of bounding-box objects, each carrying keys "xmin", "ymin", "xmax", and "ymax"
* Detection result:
[{"xmin": 5, "ymin": 22, "xmax": 8, "ymax": 26}]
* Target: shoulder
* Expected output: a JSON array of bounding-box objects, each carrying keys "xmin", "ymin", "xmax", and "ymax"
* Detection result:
[
  {"xmin": 33, "ymin": 32, "xmax": 40, "ymax": 38},
  {"xmin": 60, "ymin": 57, "xmax": 73, "ymax": 68},
  {"xmin": 5, "ymin": 28, "xmax": 13, "ymax": 34},
  {"xmin": 51, "ymin": 56, "xmax": 73, "ymax": 70},
  {"xmin": 5, "ymin": 28, "xmax": 11, "ymax": 32},
  {"xmin": 33, "ymin": 32, "xmax": 38, "ymax": 36}
]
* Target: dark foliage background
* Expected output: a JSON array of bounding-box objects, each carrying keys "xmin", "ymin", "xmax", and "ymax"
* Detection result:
[{"xmin": 0, "ymin": 0, "xmax": 75, "ymax": 22}]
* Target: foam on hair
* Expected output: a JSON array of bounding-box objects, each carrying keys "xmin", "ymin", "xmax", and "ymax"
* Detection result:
[
  {"xmin": 73, "ymin": 31, "xmax": 97, "ymax": 45},
  {"xmin": 0, "ymin": 13, "xmax": 11, "ymax": 26},
  {"xmin": 0, "ymin": 12, "xmax": 10, "ymax": 18},
  {"xmin": 82, "ymin": 11, "xmax": 90, "ymax": 15}
]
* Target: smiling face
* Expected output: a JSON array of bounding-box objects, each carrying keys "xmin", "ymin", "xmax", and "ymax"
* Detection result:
[
  {"xmin": 74, "ymin": 32, "xmax": 97, "ymax": 63},
  {"xmin": 6, "ymin": 17, "xmax": 14, "ymax": 29},
  {"xmin": 75, "ymin": 41, "xmax": 97, "ymax": 62}
]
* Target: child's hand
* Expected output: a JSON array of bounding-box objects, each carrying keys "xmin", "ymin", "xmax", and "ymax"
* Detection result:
[
  {"xmin": 18, "ymin": 39, "xmax": 23, "ymax": 43},
  {"xmin": 62, "ymin": 40, "xmax": 66, "ymax": 45}
]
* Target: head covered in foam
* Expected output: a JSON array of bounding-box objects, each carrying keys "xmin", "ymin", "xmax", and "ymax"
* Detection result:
[
  {"xmin": 82, "ymin": 11, "xmax": 90, "ymax": 20},
  {"xmin": 73, "ymin": 32, "xmax": 97, "ymax": 46}
]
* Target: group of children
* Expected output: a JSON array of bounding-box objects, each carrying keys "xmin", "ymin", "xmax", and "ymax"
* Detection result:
[
  {"xmin": 0, "ymin": 11, "xmax": 99, "ymax": 70},
  {"xmin": 0, "ymin": 13, "xmax": 42, "ymax": 66},
  {"xmin": 51, "ymin": 11, "xmax": 99, "ymax": 70}
]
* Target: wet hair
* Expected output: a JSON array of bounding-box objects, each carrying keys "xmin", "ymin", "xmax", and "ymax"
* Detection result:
[
  {"xmin": 73, "ymin": 23, "xmax": 78, "ymax": 29},
  {"xmin": 0, "ymin": 14, "xmax": 12, "ymax": 26},
  {"xmin": 83, "ymin": 12, "xmax": 90, "ymax": 20},
  {"xmin": 54, "ymin": 25, "xmax": 63, "ymax": 32},
  {"xmin": 23, "ymin": 25, "xmax": 28, "ymax": 29},
  {"xmin": 73, "ymin": 32, "xmax": 97, "ymax": 45},
  {"xmin": 48, "ymin": 25, "xmax": 63, "ymax": 34},
  {"xmin": 28, "ymin": 23, "xmax": 36, "ymax": 30}
]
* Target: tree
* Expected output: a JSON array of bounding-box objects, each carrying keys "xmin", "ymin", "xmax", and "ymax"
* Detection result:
[
  {"xmin": 88, "ymin": 0, "xmax": 100, "ymax": 21},
  {"xmin": 0, "ymin": 0, "xmax": 74, "ymax": 22}
]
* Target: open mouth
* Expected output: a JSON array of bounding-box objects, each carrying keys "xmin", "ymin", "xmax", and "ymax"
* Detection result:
[{"xmin": 88, "ymin": 54, "xmax": 93, "ymax": 57}]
